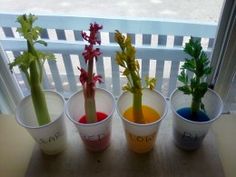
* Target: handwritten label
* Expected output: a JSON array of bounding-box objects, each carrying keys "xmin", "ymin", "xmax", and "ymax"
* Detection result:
[
  {"xmin": 128, "ymin": 132, "xmax": 156, "ymax": 143},
  {"xmin": 181, "ymin": 131, "xmax": 204, "ymax": 142},
  {"xmin": 36, "ymin": 131, "xmax": 64, "ymax": 145},
  {"xmin": 81, "ymin": 133, "xmax": 106, "ymax": 141},
  {"xmin": 125, "ymin": 131, "xmax": 157, "ymax": 153}
]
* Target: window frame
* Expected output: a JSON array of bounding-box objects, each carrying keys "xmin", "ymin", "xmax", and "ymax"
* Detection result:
[
  {"xmin": 209, "ymin": 0, "xmax": 236, "ymax": 111},
  {"xmin": 0, "ymin": 43, "xmax": 23, "ymax": 113}
]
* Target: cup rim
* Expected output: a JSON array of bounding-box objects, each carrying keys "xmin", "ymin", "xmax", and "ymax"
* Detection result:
[
  {"xmin": 170, "ymin": 88, "xmax": 223, "ymax": 125},
  {"xmin": 15, "ymin": 90, "xmax": 65, "ymax": 129},
  {"xmin": 65, "ymin": 87, "xmax": 116, "ymax": 127},
  {"xmin": 117, "ymin": 88, "xmax": 168, "ymax": 127}
]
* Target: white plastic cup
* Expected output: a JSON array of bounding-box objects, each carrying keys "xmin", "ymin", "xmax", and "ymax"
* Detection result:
[
  {"xmin": 66, "ymin": 88, "xmax": 115, "ymax": 152},
  {"xmin": 117, "ymin": 89, "xmax": 168, "ymax": 153},
  {"xmin": 170, "ymin": 88, "xmax": 223, "ymax": 150},
  {"xmin": 15, "ymin": 91, "xmax": 67, "ymax": 155}
]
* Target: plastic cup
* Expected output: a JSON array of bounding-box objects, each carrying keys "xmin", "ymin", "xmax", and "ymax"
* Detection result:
[
  {"xmin": 170, "ymin": 88, "xmax": 223, "ymax": 150},
  {"xmin": 15, "ymin": 91, "xmax": 67, "ymax": 155},
  {"xmin": 117, "ymin": 89, "xmax": 168, "ymax": 153},
  {"xmin": 66, "ymin": 88, "xmax": 115, "ymax": 152}
]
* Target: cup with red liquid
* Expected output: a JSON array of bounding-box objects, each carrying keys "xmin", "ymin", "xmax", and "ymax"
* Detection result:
[{"xmin": 66, "ymin": 88, "xmax": 115, "ymax": 152}]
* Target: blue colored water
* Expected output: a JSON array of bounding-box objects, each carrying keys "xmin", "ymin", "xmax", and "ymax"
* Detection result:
[{"xmin": 177, "ymin": 107, "xmax": 210, "ymax": 122}]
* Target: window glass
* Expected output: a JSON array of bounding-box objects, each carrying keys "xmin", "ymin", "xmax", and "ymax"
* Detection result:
[
  {"xmin": 0, "ymin": 0, "xmax": 226, "ymax": 100},
  {"xmin": 0, "ymin": 0, "xmax": 224, "ymax": 22}
]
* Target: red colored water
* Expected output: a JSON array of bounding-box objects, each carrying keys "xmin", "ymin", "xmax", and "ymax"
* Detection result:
[
  {"xmin": 78, "ymin": 112, "xmax": 107, "ymax": 123},
  {"xmin": 78, "ymin": 112, "xmax": 111, "ymax": 152}
]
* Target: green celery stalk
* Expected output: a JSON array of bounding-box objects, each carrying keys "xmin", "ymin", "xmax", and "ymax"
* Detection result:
[{"xmin": 9, "ymin": 14, "xmax": 55, "ymax": 126}]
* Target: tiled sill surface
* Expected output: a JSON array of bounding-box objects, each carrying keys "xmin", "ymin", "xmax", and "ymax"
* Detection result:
[{"xmin": 0, "ymin": 112, "xmax": 235, "ymax": 177}]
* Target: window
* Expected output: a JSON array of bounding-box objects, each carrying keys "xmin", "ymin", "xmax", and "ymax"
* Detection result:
[
  {"xmin": 1, "ymin": 0, "xmax": 232, "ymax": 113},
  {"xmin": 209, "ymin": 0, "xmax": 236, "ymax": 112}
]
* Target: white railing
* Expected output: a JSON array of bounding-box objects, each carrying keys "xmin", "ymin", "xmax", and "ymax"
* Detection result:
[{"xmin": 0, "ymin": 13, "xmax": 217, "ymax": 98}]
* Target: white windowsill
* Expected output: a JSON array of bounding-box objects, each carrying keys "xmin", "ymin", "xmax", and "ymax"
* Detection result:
[{"xmin": 0, "ymin": 112, "xmax": 235, "ymax": 177}]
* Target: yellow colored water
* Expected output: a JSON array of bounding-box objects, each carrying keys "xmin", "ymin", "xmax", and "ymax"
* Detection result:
[
  {"xmin": 123, "ymin": 105, "xmax": 161, "ymax": 153},
  {"xmin": 123, "ymin": 105, "xmax": 160, "ymax": 124}
]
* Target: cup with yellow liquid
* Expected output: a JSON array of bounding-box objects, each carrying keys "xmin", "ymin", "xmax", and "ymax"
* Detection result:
[{"xmin": 117, "ymin": 88, "xmax": 168, "ymax": 153}]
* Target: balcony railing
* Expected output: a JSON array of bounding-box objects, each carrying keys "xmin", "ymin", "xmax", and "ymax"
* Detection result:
[{"xmin": 0, "ymin": 13, "xmax": 217, "ymax": 98}]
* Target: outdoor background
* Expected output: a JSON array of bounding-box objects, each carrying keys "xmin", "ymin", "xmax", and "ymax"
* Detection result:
[
  {"xmin": 0, "ymin": 0, "xmax": 224, "ymax": 22},
  {"xmin": 0, "ymin": 0, "xmax": 225, "ymax": 96}
]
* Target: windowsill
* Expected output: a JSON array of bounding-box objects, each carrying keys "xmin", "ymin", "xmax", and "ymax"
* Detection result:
[
  {"xmin": 212, "ymin": 112, "xmax": 236, "ymax": 177},
  {"xmin": 0, "ymin": 114, "xmax": 236, "ymax": 177},
  {"xmin": 0, "ymin": 114, "xmax": 34, "ymax": 177}
]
